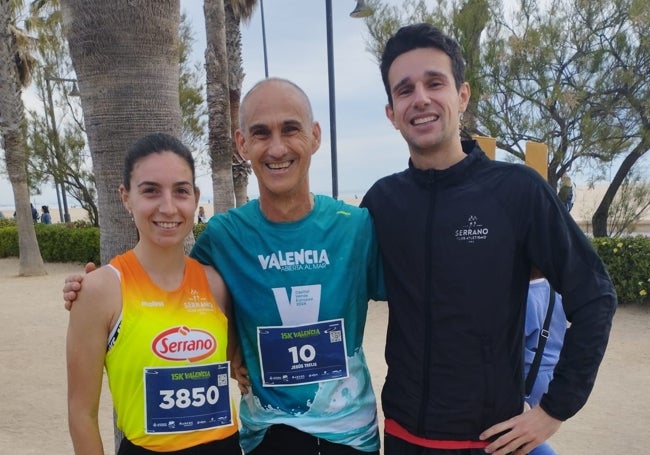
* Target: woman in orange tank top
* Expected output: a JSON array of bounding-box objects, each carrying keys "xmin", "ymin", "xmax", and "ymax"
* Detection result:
[{"xmin": 66, "ymin": 133, "xmax": 241, "ymax": 454}]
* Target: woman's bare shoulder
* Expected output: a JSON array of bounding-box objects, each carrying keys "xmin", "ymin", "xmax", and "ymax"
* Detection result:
[
  {"xmin": 76, "ymin": 265, "xmax": 122, "ymax": 313},
  {"xmin": 82, "ymin": 265, "xmax": 119, "ymax": 291}
]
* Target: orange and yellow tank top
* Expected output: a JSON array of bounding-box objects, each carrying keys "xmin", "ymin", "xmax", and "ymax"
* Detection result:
[{"xmin": 105, "ymin": 250, "xmax": 237, "ymax": 451}]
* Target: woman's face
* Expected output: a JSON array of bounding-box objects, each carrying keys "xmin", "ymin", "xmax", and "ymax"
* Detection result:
[{"xmin": 120, "ymin": 151, "xmax": 199, "ymax": 248}]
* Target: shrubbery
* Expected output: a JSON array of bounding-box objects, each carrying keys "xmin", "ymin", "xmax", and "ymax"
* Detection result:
[
  {"xmin": 0, "ymin": 221, "xmax": 100, "ymax": 264},
  {"xmin": 591, "ymin": 236, "xmax": 650, "ymax": 305},
  {"xmin": 0, "ymin": 219, "xmax": 648, "ymax": 305},
  {"xmin": 0, "ymin": 220, "xmax": 19, "ymax": 257},
  {"xmin": 193, "ymin": 222, "xmax": 207, "ymax": 239}
]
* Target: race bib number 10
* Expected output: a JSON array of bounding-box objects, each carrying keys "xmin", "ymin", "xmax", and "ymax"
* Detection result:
[
  {"xmin": 144, "ymin": 362, "xmax": 232, "ymax": 433},
  {"xmin": 257, "ymin": 319, "xmax": 348, "ymax": 386}
]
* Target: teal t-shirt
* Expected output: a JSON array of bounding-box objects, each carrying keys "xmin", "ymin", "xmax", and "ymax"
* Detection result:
[{"xmin": 191, "ymin": 195, "xmax": 385, "ymax": 453}]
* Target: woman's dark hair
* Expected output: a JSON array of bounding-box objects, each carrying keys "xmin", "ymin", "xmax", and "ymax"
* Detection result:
[
  {"xmin": 380, "ymin": 23, "xmax": 466, "ymax": 106},
  {"xmin": 123, "ymin": 133, "xmax": 195, "ymax": 190}
]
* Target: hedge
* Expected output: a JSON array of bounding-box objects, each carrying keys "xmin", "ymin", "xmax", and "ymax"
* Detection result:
[
  {"xmin": 591, "ymin": 236, "xmax": 650, "ymax": 305},
  {"xmin": 0, "ymin": 220, "xmax": 100, "ymax": 264},
  {"xmin": 0, "ymin": 219, "xmax": 648, "ymax": 304}
]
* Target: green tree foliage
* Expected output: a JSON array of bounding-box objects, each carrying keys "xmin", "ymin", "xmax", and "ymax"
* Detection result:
[
  {"xmin": 479, "ymin": 0, "xmax": 646, "ymax": 192},
  {"xmin": 482, "ymin": 0, "xmax": 609, "ymax": 186}
]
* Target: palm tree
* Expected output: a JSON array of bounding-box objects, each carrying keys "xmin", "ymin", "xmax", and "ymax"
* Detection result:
[
  {"xmin": 60, "ymin": 0, "xmax": 182, "ymax": 264},
  {"xmin": 204, "ymin": 0, "xmax": 256, "ymax": 213},
  {"xmin": 204, "ymin": 0, "xmax": 234, "ymax": 214},
  {"xmin": 0, "ymin": 0, "xmax": 47, "ymax": 276},
  {"xmin": 226, "ymin": 0, "xmax": 255, "ymax": 207}
]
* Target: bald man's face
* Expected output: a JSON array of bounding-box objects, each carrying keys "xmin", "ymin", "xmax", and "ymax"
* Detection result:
[{"xmin": 236, "ymin": 82, "xmax": 321, "ymax": 199}]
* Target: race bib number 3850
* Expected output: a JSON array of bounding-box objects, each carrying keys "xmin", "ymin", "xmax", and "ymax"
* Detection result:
[
  {"xmin": 257, "ymin": 319, "xmax": 348, "ymax": 386},
  {"xmin": 144, "ymin": 362, "xmax": 232, "ymax": 433}
]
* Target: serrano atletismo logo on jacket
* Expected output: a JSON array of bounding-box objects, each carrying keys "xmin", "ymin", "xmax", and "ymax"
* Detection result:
[{"xmin": 455, "ymin": 215, "xmax": 489, "ymax": 243}]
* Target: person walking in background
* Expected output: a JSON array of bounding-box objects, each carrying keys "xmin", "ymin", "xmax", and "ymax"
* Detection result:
[
  {"xmin": 66, "ymin": 133, "xmax": 240, "ymax": 454},
  {"xmin": 557, "ymin": 174, "xmax": 575, "ymax": 212},
  {"xmin": 524, "ymin": 267, "xmax": 567, "ymax": 455},
  {"xmin": 31, "ymin": 203, "xmax": 39, "ymax": 223},
  {"xmin": 197, "ymin": 205, "xmax": 207, "ymax": 223},
  {"xmin": 361, "ymin": 23, "xmax": 616, "ymax": 454},
  {"xmin": 40, "ymin": 205, "xmax": 52, "ymax": 224}
]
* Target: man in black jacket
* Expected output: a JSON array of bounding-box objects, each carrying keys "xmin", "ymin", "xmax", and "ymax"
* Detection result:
[{"xmin": 361, "ymin": 23, "xmax": 617, "ymax": 455}]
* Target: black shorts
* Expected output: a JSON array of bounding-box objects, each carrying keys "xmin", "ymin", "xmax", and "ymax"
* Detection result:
[
  {"xmin": 248, "ymin": 424, "xmax": 378, "ymax": 455},
  {"xmin": 118, "ymin": 432, "xmax": 241, "ymax": 454}
]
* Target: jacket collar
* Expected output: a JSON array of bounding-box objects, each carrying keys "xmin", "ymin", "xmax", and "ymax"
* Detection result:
[{"xmin": 406, "ymin": 140, "xmax": 488, "ymax": 186}]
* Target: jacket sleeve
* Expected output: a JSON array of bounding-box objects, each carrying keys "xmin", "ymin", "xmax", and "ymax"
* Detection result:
[
  {"xmin": 365, "ymin": 210, "xmax": 387, "ymax": 302},
  {"xmin": 523, "ymin": 174, "xmax": 617, "ymax": 421}
]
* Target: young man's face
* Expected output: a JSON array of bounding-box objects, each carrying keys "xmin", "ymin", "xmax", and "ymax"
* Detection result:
[
  {"xmin": 386, "ymin": 47, "xmax": 470, "ymax": 158},
  {"xmin": 236, "ymin": 82, "xmax": 321, "ymax": 200}
]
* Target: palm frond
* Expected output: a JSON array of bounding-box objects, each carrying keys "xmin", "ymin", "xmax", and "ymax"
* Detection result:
[
  {"xmin": 9, "ymin": 23, "xmax": 36, "ymax": 86},
  {"xmin": 229, "ymin": 0, "xmax": 257, "ymax": 22}
]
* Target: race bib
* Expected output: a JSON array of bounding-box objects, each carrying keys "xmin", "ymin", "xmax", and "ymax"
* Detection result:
[
  {"xmin": 257, "ymin": 319, "xmax": 348, "ymax": 386},
  {"xmin": 143, "ymin": 362, "xmax": 233, "ymax": 433}
]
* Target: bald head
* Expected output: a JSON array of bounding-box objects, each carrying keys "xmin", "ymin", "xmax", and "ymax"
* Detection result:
[{"xmin": 239, "ymin": 78, "xmax": 314, "ymax": 131}]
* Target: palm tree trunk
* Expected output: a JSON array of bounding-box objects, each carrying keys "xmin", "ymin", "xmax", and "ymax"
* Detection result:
[
  {"xmin": 205, "ymin": 0, "xmax": 235, "ymax": 213},
  {"xmin": 4, "ymin": 130, "xmax": 48, "ymax": 275},
  {"xmin": 61, "ymin": 0, "xmax": 182, "ymax": 264},
  {"xmin": 225, "ymin": 1, "xmax": 252, "ymax": 206},
  {"xmin": 0, "ymin": 1, "xmax": 46, "ymax": 276}
]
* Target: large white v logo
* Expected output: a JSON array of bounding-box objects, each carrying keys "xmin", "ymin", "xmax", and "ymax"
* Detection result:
[{"xmin": 272, "ymin": 285, "xmax": 322, "ymax": 325}]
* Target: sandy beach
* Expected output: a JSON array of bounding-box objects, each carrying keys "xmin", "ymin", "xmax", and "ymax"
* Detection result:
[{"xmin": 1, "ymin": 257, "xmax": 648, "ymax": 454}]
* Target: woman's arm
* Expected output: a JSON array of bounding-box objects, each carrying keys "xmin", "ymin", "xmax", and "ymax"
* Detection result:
[{"xmin": 66, "ymin": 267, "xmax": 121, "ymax": 455}]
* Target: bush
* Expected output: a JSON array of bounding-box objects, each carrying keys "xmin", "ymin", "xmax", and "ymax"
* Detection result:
[
  {"xmin": 0, "ymin": 217, "xmax": 16, "ymax": 229},
  {"xmin": 591, "ymin": 236, "xmax": 650, "ymax": 305},
  {"xmin": 0, "ymin": 225, "xmax": 19, "ymax": 257},
  {"xmin": 35, "ymin": 223, "xmax": 100, "ymax": 264},
  {"xmin": 0, "ymin": 223, "xmax": 99, "ymax": 264},
  {"xmin": 193, "ymin": 222, "xmax": 207, "ymax": 240}
]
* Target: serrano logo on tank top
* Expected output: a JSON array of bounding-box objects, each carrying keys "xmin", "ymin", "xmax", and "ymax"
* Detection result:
[
  {"xmin": 258, "ymin": 249, "xmax": 330, "ymax": 271},
  {"xmin": 152, "ymin": 326, "xmax": 217, "ymax": 362}
]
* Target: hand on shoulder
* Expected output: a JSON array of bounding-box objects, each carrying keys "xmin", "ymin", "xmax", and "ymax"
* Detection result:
[
  {"xmin": 63, "ymin": 262, "xmax": 98, "ymax": 310},
  {"xmin": 70, "ymin": 265, "xmax": 122, "ymax": 331}
]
